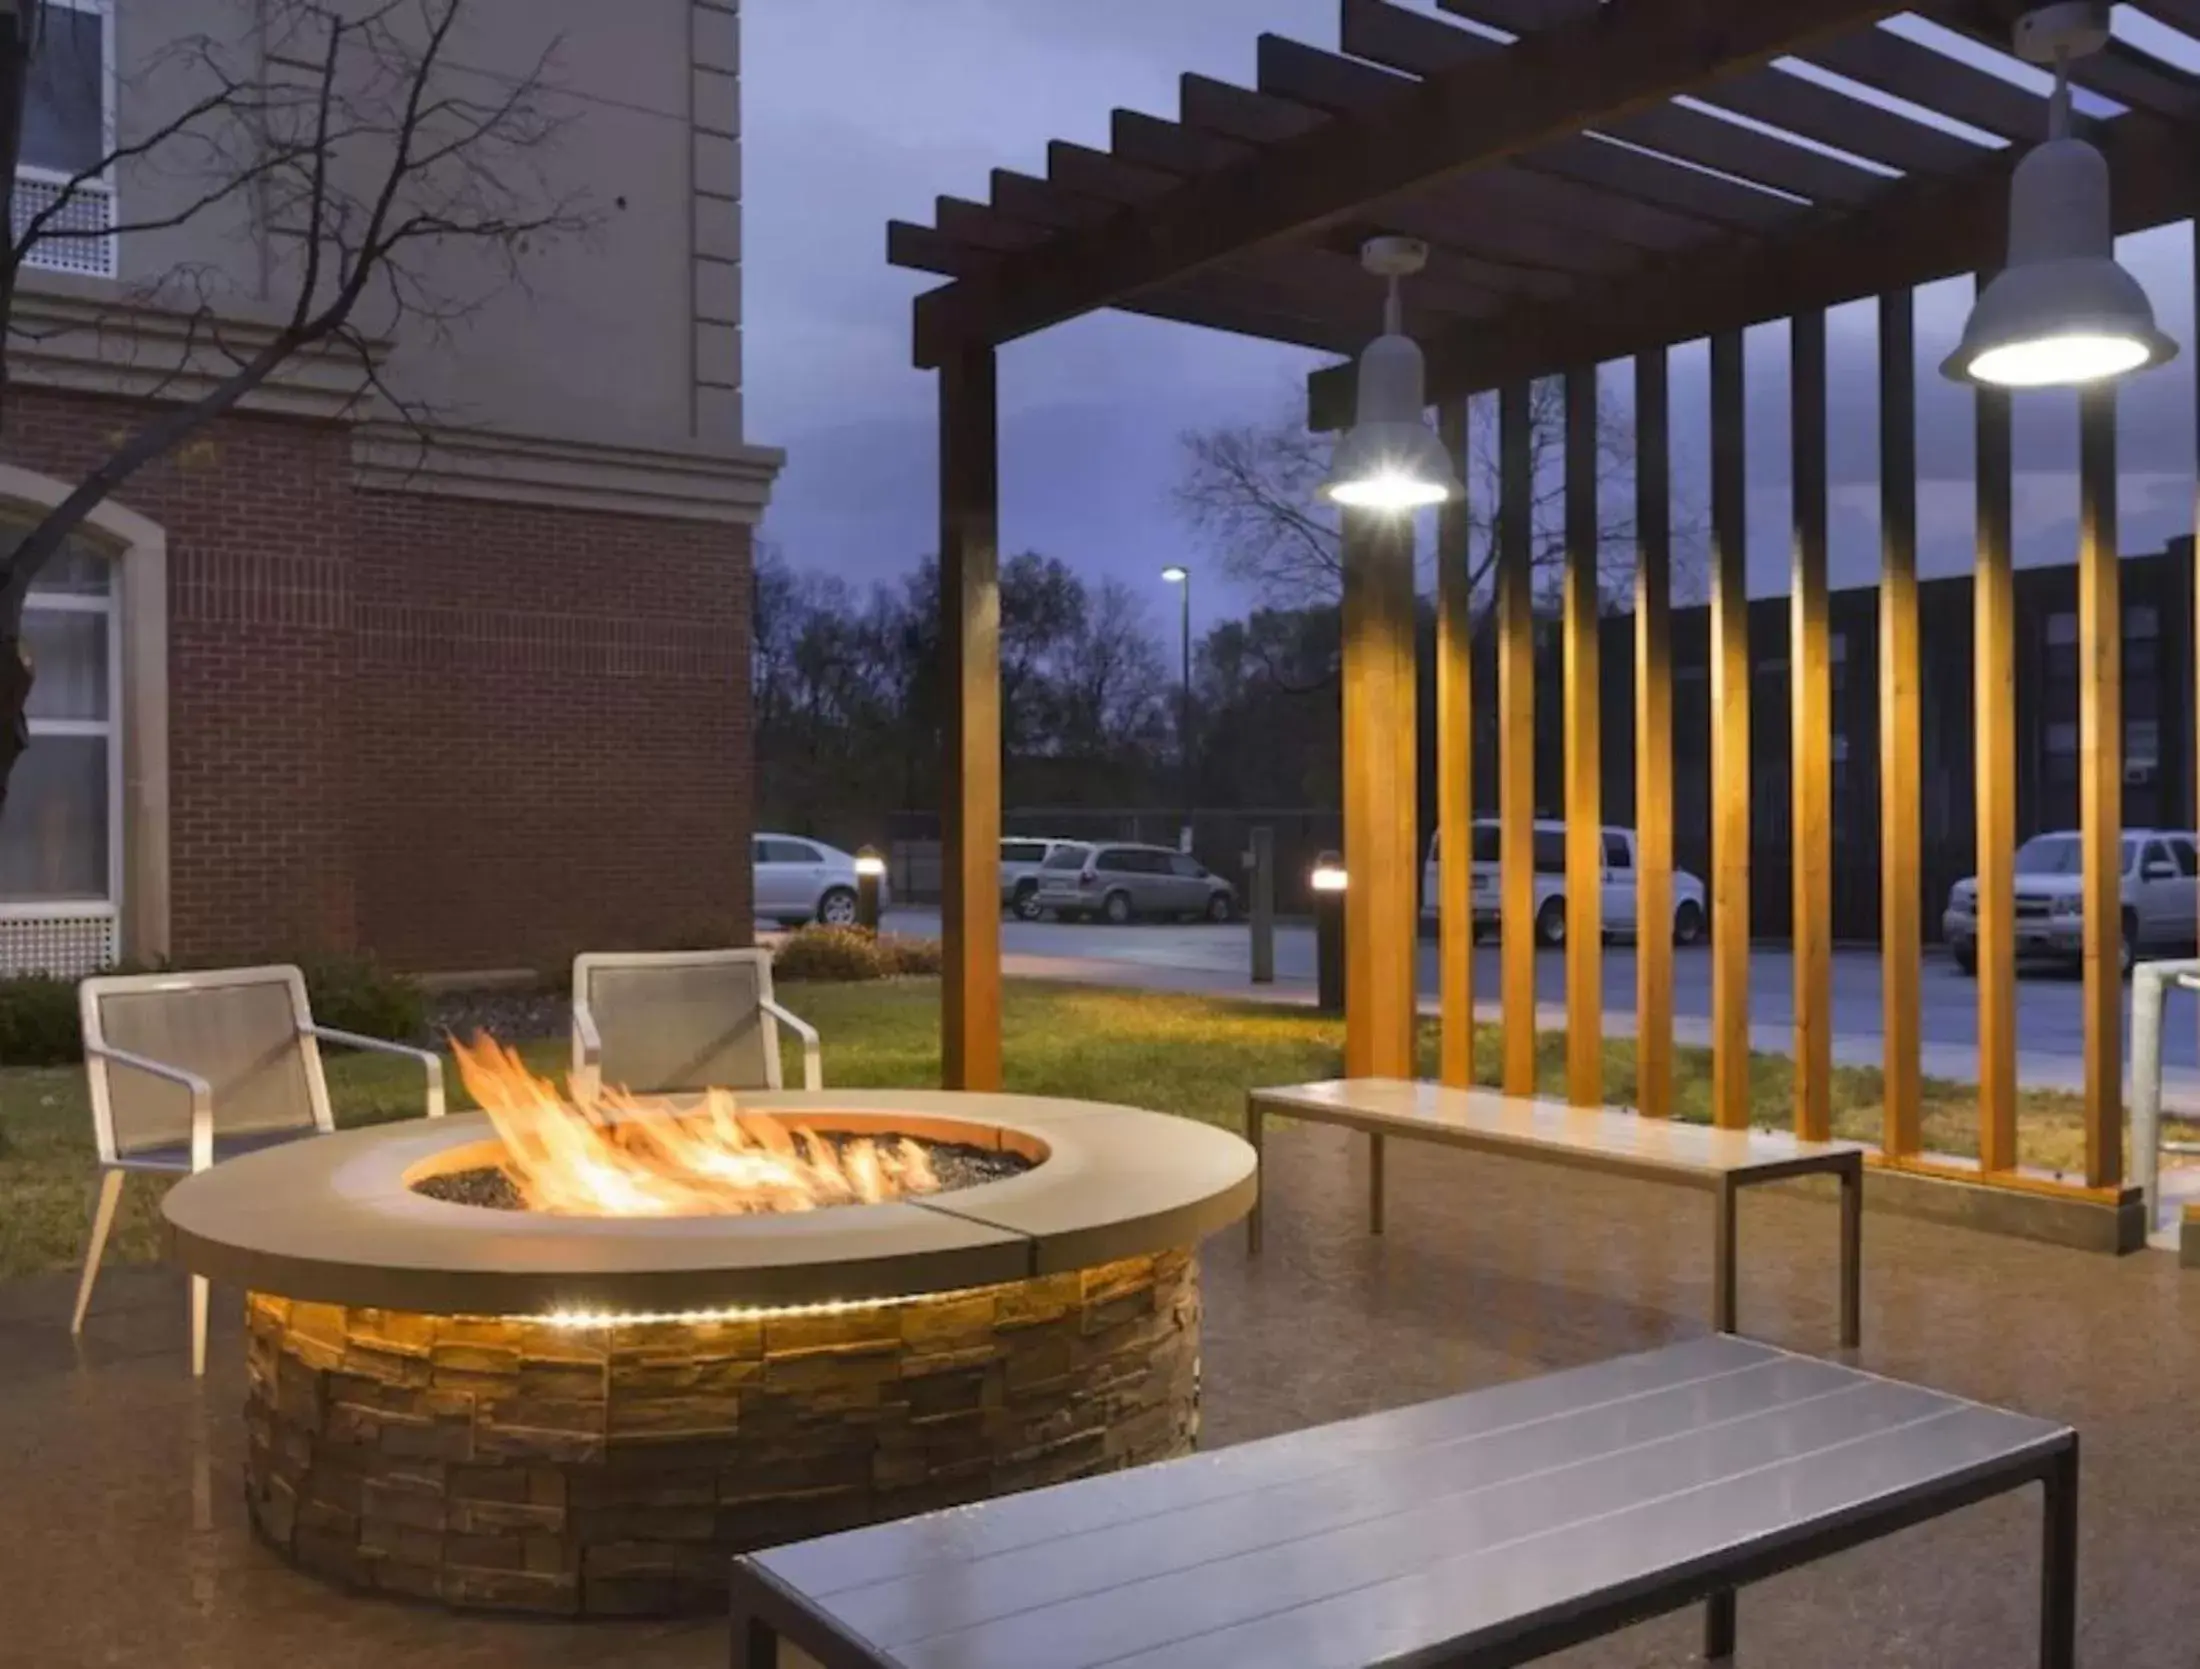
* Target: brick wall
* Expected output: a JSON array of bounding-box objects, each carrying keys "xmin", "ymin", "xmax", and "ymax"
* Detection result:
[{"xmin": 4, "ymin": 386, "xmax": 754, "ymax": 972}]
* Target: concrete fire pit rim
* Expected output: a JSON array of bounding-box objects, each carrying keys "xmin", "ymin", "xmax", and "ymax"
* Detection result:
[{"xmin": 161, "ymin": 1088, "xmax": 1256, "ymax": 1315}]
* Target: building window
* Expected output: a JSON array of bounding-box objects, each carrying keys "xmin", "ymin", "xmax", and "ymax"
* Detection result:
[
  {"xmin": 11, "ymin": 0, "xmax": 114, "ymax": 278},
  {"xmin": 0, "ymin": 522, "xmax": 119, "ymax": 970}
]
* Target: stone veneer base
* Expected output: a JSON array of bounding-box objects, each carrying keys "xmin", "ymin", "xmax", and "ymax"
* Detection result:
[{"xmin": 243, "ymin": 1249, "xmax": 1199, "ymax": 1616}]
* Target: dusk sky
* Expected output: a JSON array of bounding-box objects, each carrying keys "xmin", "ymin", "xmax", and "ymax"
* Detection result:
[{"xmin": 741, "ymin": 1, "xmax": 2200, "ymax": 633}]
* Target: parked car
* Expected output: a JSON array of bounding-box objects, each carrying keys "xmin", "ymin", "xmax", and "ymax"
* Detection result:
[
  {"xmin": 1000, "ymin": 837, "xmax": 1081, "ymax": 920},
  {"xmin": 1421, "ymin": 819, "xmax": 1707, "ymax": 947},
  {"xmin": 752, "ymin": 834, "xmax": 881, "ymax": 928},
  {"xmin": 1034, "ymin": 842, "xmax": 1236, "ymax": 925},
  {"xmin": 1943, "ymin": 828, "xmax": 2199, "ymax": 977}
]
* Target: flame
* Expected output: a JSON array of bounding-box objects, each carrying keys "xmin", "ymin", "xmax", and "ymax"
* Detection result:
[{"xmin": 446, "ymin": 1034, "xmax": 941, "ymax": 1217}]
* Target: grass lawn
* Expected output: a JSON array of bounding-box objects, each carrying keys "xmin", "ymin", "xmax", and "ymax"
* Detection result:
[{"xmin": 0, "ymin": 977, "xmax": 2133, "ymax": 1281}]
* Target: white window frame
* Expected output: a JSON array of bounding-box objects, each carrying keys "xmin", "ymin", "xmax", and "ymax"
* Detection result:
[
  {"xmin": 13, "ymin": 0, "xmax": 117, "ymax": 279},
  {"xmin": 10, "ymin": 572, "xmax": 123, "ymax": 920}
]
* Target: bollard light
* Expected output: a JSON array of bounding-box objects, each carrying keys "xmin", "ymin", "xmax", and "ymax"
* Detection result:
[
  {"xmin": 853, "ymin": 846, "xmax": 886, "ymax": 932},
  {"xmin": 1311, "ymin": 850, "xmax": 1347, "ymax": 1014}
]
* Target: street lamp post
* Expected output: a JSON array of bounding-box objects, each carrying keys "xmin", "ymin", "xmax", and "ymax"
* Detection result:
[{"xmin": 1162, "ymin": 564, "xmax": 1192, "ymax": 851}]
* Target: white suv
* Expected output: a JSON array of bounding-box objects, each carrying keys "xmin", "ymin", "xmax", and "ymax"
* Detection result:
[
  {"xmin": 1422, "ymin": 819, "xmax": 1707, "ymax": 947},
  {"xmin": 1000, "ymin": 837, "xmax": 1079, "ymax": 920},
  {"xmin": 1943, "ymin": 829, "xmax": 2200, "ymax": 976}
]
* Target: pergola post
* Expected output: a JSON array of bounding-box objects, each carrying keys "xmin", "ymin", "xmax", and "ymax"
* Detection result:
[
  {"xmin": 1633, "ymin": 349, "xmax": 1674, "ymax": 1120},
  {"xmin": 1436, "ymin": 401, "xmax": 1475, "ymax": 1090},
  {"xmin": 1708, "ymin": 331, "xmax": 1751, "ymax": 1130},
  {"xmin": 2078, "ymin": 384, "xmax": 2123, "ymax": 1188},
  {"xmin": 939, "ymin": 342, "xmax": 1002, "ymax": 1092},
  {"xmin": 1563, "ymin": 365, "xmax": 1602, "ymax": 1107},
  {"xmin": 1877, "ymin": 288, "xmax": 1923, "ymax": 1160},
  {"xmin": 1341, "ymin": 507, "xmax": 1418, "ymax": 1082},
  {"xmin": 1498, "ymin": 381, "xmax": 1538, "ymax": 1097},
  {"xmin": 1975, "ymin": 371, "xmax": 2017, "ymax": 1171},
  {"xmin": 1790, "ymin": 309, "xmax": 1833, "ymax": 1142}
]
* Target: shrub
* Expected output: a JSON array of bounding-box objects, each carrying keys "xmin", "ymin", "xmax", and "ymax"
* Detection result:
[
  {"xmin": 0, "ymin": 975, "xmax": 83, "ymax": 1067},
  {"xmin": 772, "ymin": 924, "xmax": 889, "ymax": 982},
  {"xmin": 0, "ymin": 953, "xmax": 426, "ymax": 1068},
  {"xmin": 292, "ymin": 955, "xmax": 428, "ymax": 1043},
  {"xmin": 771, "ymin": 927, "xmax": 943, "ymax": 983},
  {"xmin": 880, "ymin": 935, "xmax": 943, "ymax": 976}
]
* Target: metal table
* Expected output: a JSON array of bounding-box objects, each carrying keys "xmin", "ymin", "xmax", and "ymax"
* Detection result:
[
  {"xmin": 731, "ymin": 1334, "xmax": 2077, "ymax": 1669},
  {"xmin": 1247, "ymin": 1078, "xmax": 1866, "ymax": 1347}
]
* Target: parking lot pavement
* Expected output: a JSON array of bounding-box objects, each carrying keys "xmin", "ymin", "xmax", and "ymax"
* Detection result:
[{"xmin": 879, "ymin": 906, "xmax": 2200, "ymax": 1094}]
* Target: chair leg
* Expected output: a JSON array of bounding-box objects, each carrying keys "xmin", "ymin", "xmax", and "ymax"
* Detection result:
[
  {"xmin": 190, "ymin": 1276, "xmax": 209, "ymax": 1378},
  {"xmin": 71, "ymin": 1170, "xmax": 124, "ymax": 1335}
]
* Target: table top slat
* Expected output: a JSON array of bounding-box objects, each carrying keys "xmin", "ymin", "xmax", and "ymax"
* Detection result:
[
  {"xmin": 825, "ymin": 1355, "xmax": 1861, "ymax": 1646},
  {"xmin": 754, "ymin": 1334, "xmax": 1777, "ymax": 1598},
  {"xmin": 1247, "ymin": 1079, "xmax": 1864, "ymax": 1179},
  {"xmin": 739, "ymin": 1341, "xmax": 2070, "ymax": 1669}
]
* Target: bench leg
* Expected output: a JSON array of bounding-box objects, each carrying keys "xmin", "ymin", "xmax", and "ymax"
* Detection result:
[
  {"xmin": 1369, "ymin": 1133, "xmax": 1386, "ymax": 1235},
  {"xmin": 1703, "ymin": 1589, "xmax": 1736, "ymax": 1662},
  {"xmin": 1838, "ymin": 1157, "xmax": 1863, "ymax": 1351},
  {"xmin": 1712, "ymin": 1178, "xmax": 1739, "ymax": 1335},
  {"xmin": 735, "ymin": 1614, "xmax": 777, "ymax": 1668},
  {"xmin": 1246, "ymin": 1101, "xmax": 1265, "ymax": 1255},
  {"xmin": 2040, "ymin": 1440, "xmax": 2079, "ymax": 1669}
]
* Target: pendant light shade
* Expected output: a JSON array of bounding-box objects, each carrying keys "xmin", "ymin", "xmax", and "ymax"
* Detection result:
[
  {"xmin": 1943, "ymin": 5, "xmax": 2176, "ymax": 388},
  {"xmin": 1319, "ymin": 237, "xmax": 1461, "ymax": 513}
]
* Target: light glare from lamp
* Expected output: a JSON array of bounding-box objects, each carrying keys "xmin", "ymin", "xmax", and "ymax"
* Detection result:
[
  {"xmin": 1160, "ymin": 565, "xmax": 1189, "ymax": 584},
  {"xmin": 1965, "ymin": 331, "xmax": 2152, "ymax": 388},
  {"xmin": 852, "ymin": 854, "xmax": 887, "ymax": 878},
  {"xmin": 1311, "ymin": 865, "xmax": 1348, "ymax": 894},
  {"xmin": 1326, "ymin": 470, "xmax": 1450, "ymax": 512}
]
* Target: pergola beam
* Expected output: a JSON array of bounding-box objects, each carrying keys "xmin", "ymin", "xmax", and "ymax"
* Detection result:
[
  {"xmin": 1313, "ymin": 108, "xmax": 2200, "ymax": 424},
  {"xmin": 908, "ymin": 0, "xmax": 1903, "ymax": 367}
]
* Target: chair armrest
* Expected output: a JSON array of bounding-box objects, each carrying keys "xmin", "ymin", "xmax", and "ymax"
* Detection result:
[
  {"xmin": 570, "ymin": 998, "xmax": 603, "ymax": 1101},
  {"xmin": 85, "ymin": 1042, "xmax": 215, "ymax": 1171},
  {"xmin": 760, "ymin": 997, "xmax": 822, "ymax": 1092},
  {"xmin": 303, "ymin": 1026, "xmax": 447, "ymax": 1119}
]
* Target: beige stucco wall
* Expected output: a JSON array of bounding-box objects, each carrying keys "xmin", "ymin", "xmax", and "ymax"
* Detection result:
[{"xmin": 78, "ymin": 0, "xmax": 744, "ymax": 455}]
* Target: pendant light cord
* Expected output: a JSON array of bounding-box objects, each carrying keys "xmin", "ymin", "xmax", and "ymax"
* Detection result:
[
  {"xmin": 2049, "ymin": 46, "xmax": 2072, "ymax": 141},
  {"xmin": 1383, "ymin": 273, "xmax": 1403, "ymax": 337}
]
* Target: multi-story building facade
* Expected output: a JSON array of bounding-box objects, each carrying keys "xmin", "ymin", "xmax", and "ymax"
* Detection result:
[{"xmin": 6, "ymin": 0, "xmax": 777, "ymax": 975}]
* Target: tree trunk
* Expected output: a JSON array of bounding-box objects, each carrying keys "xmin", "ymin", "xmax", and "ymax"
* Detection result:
[{"xmin": 0, "ymin": 629, "xmax": 32, "ymax": 822}]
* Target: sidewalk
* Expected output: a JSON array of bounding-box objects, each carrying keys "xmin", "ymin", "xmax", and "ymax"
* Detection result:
[{"xmin": 1000, "ymin": 948, "xmax": 2200, "ymax": 1102}]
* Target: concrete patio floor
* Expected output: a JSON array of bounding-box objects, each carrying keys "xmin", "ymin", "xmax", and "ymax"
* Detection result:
[{"xmin": 5, "ymin": 1125, "xmax": 2196, "ymax": 1667}]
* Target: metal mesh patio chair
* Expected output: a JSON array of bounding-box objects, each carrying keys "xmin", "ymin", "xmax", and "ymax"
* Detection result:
[
  {"xmin": 76, "ymin": 965, "xmax": 444, "ymax": 1375},
  {"xmin": 570, "ymin": 948, "xmax": 820, "ymax": 1101},
  {"xmin": 2130, "ymin": 957, "xmax": 2200, "ymax": 1245}
]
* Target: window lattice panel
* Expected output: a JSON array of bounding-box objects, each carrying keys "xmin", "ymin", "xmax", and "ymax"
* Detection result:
[
  {"xmin": 12, "ymin": 175, "xmax": 114, "ymax": 277},
  {"xmin": 0, "ymin": 913, "xmax": 116, "ymax": 978}
]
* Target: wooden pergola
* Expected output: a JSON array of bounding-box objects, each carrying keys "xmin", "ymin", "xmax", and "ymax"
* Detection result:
[{"xmin": 889, "ymin": 0, "xmax": 2200, "ymax": 1229}]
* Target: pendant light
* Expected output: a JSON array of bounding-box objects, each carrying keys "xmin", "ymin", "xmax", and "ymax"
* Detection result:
[
  {"xmin": 1320, "ymin": 237, "xmax": 1461, "ymax": 511},
  {"xmin": 1943, "ymin": 3, "xmax": 2176, "ymax": 388}
]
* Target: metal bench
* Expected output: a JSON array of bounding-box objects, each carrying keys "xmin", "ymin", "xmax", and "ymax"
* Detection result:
[
  {"xmin": 1246, "ymin": 1078, "xmax": 1865, "ymax": 1348},
  {"xmin": 729, "ymin": 1335, "xmax": 2078, "ymax": 1669}
]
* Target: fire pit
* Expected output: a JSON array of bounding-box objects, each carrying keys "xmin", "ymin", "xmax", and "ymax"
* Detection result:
[{"xmin": 162, "ymin": 1069, "xmax": 1256, "ymax": 1616}]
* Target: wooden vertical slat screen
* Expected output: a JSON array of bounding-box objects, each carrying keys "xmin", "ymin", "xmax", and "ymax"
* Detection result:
[
  {"xmin": 1634, "ymin": 349, "xmax": 1674, "ymax": 1120},
  {"xmin": 2078, "ymin": 384, "xmax": 2122, "ymax": 1188},
  {"xmin": 1974, "ymin": 377, "xmax": 2017, "ymax": 1171},
  {"xmin": 940, "ymin": 344, "xmax": 1003, "ymax": 1091},
  {"xmin": 1341, "ymin": 513, "xmax": 1375, "ymax": 1082},
  {"xmin": 1342, "ymin": 508, "xmax": 1421, "ymax": 1083},
  {"xmin": 1708, "ymin": 331, "xmax": 1751, "ymax": 1129},
  {"xmin": 1877, "ymin": 289, "xmax": 1923, "ymax": 1158},
  {"xmin": 1436, "ymin": 401, "xmax": 1476, "ymax": 1089},
  {"xmin": 1564, "ymin": 365, "xmax": 1602, "ymax": 1107},
  {"xmin": 1790, "ymin": 310, "xmax": 1833, "ymax": 1142},
  {"xmin": 1499, "ymin": 381, "xmax": 1539, "ymax": 1096}
]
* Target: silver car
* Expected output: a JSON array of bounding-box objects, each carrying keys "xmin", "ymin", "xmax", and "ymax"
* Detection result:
[
  {"xmin": 752, "ymin": 834, "xmax": 880, "ymax": 928},
  {"xmin": 1001, "ymin": 837, "xmax": 1079, "ymax": 920},
  {"xmin": 1035, "ymin": 842, "xmax": 1236, "ymax": 925},
  {"xmin": 1943, "ymin": 829, "xmax": 2199, "ymax": 976}
]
